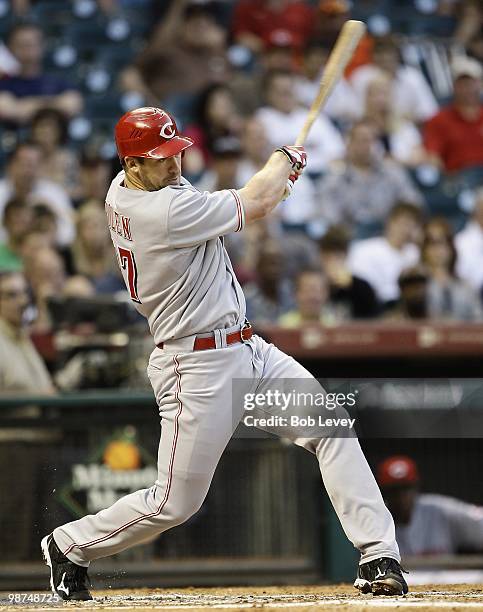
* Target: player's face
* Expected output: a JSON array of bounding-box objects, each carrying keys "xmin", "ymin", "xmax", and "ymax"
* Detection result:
[{"xmin": 137, "ymin": 154, "xmax": 182, "ymax": 191}]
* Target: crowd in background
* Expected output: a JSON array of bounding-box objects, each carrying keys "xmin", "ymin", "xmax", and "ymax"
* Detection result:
[{"xmin": 0, "ymin": 0, "xmax": 483, "ymax": 390}]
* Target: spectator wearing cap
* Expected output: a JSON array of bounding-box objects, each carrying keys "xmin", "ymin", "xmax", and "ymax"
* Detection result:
[
  {"xmin": 424, "ymin": 57, "xmax": 483, "ymax": 173},
  {"xmin": 455, "ymin": 188, "xmax": 483, "ymax": 294},
  {"xmin": 120, "ymin": 0, "xmax": 228, "ymax": 120},
  {"xmin": 231, "ymin": 0, "xmax": 315, "ymax": 55},
  {"xmin": 350, "ymin": 36, "xmax": 438, "ymax": 124},
  {"xmin": 0, "ymin": 270, "xmax": 54, "ymax": 393},
  {"xmin": 316, "ymin": 120, "xmax": 423, "ymax": 233},
  {"xmin": 0, "ymin": 199, "xmax": 33, "ymax": 272},
  {"xmin": 256, "ymin": 69, "xmax": 345, "ymax": 175},
  {"xmin": 378, "ymin": 455, "xmax": 483, "ymax": 557},
  {"xmin": 348, "ymin": 203, "xmax": 423, "ymax": 306},
  {"xmin": 295, "ymin": 41, "xmax": 361, "ymax": 124},
  {"xmin": 0, "ymin": 22, "xmax": 82, "ymax": 126},
  {"xmin": 319, "ymin": 226, "xmax": 379, "ymax": 319},
  {"xmin": 0, "ymin": 142, "xmax": 74, "ymax": 246}
]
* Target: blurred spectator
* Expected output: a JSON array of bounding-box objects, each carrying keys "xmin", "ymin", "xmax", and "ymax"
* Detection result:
[
  {"xmin": 315, "ymin": 0, "xmax": 374, "ymax": 75},
  {"xmin": 231, "ymin": 0, "xmax": 315, "ymax": 55},
  {"xmin": 388, "ymin": 265, "xmax": 429, "ymax": 320},
  {"xmin": 316, "ymin": 121, "xmax": 423, "ymax": 231},
  {"xmin": 348, "ymin": 203, "xmax": 422, "ymax": 306},
  {"xmin": 0, "ymin": 199, "xmax": 33, "ymax": 272},
  {"xmin": 0, "ymin": 270, "xmax": 54, "ymax": 393},
  {"xmin": 225, "ymin": 117, "xmax": 318, "ymax": 278},
  {"xmin": 0, "ymin": 42, "xmax": 20, "ymax": 78},
  {"xmin": 0, "ymin": 22, "xmax": 82, "ymax": 126},
  {"xmin": 319, "ymin": 226, "xmax": 379, "ymax": 319},
  {"xmin": 196, "ymin": 136, "xmax": 242, "ymax": 192},
  {"xmin": 120, "ymin": 1, "xmax": 228, "ymax": 119},
  {"xmin": 423, "ymin": 57, "xmax": 483, "ymax": 173},
  {"xmin": 0, "ymin": 142, "xmax": 75, "ymax": 246},
  {"xmin": 24, "ymin": 247, "xmax": 66, "ymax": 333},
  {"xmin": 244, "ymin": 239, "xmax": 294, "ymax": 324},
  {"xmin": 455, "ymin": 188, "xmax": 483, "ymax": 293},
  {"xmin": 295, "ymin": 41, "xmax": 361, "ymax": 124},
  {"xmin": 454, "ymin": 0, "xmax": 483, "ymax": 58},
  {"xmin": 378, "ymin": 455, "xmax": 483, "ymax": 557},
  {"xmin": 18, "ymin": 230, "xmax": 53, "ymax": 270},
  {"xmin": 362, "ymin": 75, "xmax": 424, "ymax": 166},
  {"xmin": 229, "ymin": 31, "xmax": 298, "ymax": 116},
  {"xmin": 184, "ymin": 84, "xmax": 243, "ymax": 176},
  {"xmin": 74, "ymin": 153, "xmax": 113, "ymax": 208},
  {"xmin": 30, "ymin": 108, "xmax": 79, "ymax": 197},
  {"xmin": 279, "ymin": 268, "xmax": 334, "ymax": 328},
  {"xmin": 422, "ymin": 218, "xmax": 482, "ymax": 321},
  {"xmin": 256, "ymin": 70, "xmax": 345, "ymax": 175},
  {"xmin": 234, "ymin": 116, "xmax": 317, "ymax": 230},
  {"xmin": 350, "ymin": 36, "xmax": 438, "ymax": 123},
  {"xmin": 72, "ymin": 204, "xmax": 123, "ymax": 294}
]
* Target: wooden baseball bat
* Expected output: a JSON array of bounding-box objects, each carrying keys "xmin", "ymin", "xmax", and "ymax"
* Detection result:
[{"xmin": 295, "ymin": 20, "xmax": 366, "ymax": 146}]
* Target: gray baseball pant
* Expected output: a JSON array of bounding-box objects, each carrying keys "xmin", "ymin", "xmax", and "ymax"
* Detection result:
[{"xmin": 53, "ymin": 333, "xmax": 399, "ymax": 566}]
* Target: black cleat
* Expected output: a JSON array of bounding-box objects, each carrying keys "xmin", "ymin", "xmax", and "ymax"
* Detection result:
[
  {"xmin": 354, "ymin": 557, "xmax": 408, "ymax": 596},
  {"xmin": 41, "ymin": 534, "xmax": 92, "ymax": 601}
]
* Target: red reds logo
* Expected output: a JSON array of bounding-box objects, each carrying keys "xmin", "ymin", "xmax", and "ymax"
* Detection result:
[{"xmin": 160, "ymin": 119, "xmax": 175, "ymax": 140}]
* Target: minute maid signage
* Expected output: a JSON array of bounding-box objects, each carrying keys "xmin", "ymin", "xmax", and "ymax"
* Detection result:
[{"xmin": 58, "ymin": 426, "xmax": 157, "ymax": 518}]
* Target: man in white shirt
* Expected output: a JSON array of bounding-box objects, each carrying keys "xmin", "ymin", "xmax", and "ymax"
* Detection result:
[
  {"xmin": 0, "ymin": 142, "xmax": 74, "ymax": 246},
  {"xmin": 348, "ymin": 203, "xmax": 422, "ymax": 305},
  {"xmin": 316, "ymin": 120, "xmax": 423, "ymax": 232},
  {"xmin": 455, "ymin": 188, "xmax": 483, "ymax": 293},
  {"xmin": 255, "ymin": 69, "xmax": 345, "ymax": 175},
  {"xmin": 350, "ymin": 36, "xmax": 438, "ymax": 123}
]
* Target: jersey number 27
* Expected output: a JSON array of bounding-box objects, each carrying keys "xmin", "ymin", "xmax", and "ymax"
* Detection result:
[{"xmin": 117, "ymin": 247, "xmax": 141, "ymax": 303}]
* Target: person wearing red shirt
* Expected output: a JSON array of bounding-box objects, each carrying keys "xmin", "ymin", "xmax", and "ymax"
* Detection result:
[
  {"xmin": 232, "ymin": 0, "xmax": 315, "ymax": 54},
  {"xmin": 424, "ymin": 57, "xmax": 483, "ymax": 173}
]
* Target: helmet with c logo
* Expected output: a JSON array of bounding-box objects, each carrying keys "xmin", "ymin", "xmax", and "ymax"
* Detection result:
[{"xmin": 115, "ymin": 107, "xmax": 193, "ymax": 161}]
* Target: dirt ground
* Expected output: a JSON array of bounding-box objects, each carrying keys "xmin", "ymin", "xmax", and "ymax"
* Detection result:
[{"xmin": 2, "ymin": 584, "xmax": 483, "ymax": 611}]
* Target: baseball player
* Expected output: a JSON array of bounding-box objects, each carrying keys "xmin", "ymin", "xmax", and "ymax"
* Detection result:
[{"xmin": 41, "ymin": 107, "xmax": 407, "ymax": 600}]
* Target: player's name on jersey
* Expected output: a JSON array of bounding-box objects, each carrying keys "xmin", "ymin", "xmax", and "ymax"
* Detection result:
[{"xmin": 105, "ymin": 202, "xmax": 133, "ymax": 242}]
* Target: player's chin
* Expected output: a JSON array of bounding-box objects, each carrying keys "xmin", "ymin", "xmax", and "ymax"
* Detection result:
[{"xmin": 162, "ymin": 177, "xmax": 181, "ymax": 188}]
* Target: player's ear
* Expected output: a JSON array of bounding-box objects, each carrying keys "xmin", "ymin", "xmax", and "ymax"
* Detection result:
[{"xmin": 125, "ymin": 156, "xmax": 141, "ymax": 174}]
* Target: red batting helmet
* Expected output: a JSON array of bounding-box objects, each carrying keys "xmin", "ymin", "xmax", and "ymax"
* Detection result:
[{"xmin": 115, "ymin": 107, "xmax": 193, "ymax": 161}]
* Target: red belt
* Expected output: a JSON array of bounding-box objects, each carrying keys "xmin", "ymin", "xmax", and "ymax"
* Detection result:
[{"xmin": 157, "ymin": 323, "xmax": 253, "ymax": 351}]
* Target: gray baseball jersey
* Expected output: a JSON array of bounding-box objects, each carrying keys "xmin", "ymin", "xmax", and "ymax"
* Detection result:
[
  {"xmin": 105, "ymin": 171, "xmax": 246, "ymax": 344},
  {"xmin": 52, "ymin": 171, "xmax": 400, "ymax": 573}
]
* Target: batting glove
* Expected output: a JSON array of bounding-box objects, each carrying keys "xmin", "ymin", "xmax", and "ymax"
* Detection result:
[
  {"xmin": 276, "ymin": 145, "xmax": 307, "ymax": 200},
  {"xmin": 276, "ymin": 145, "xmax": 308, "ymax": 172}
]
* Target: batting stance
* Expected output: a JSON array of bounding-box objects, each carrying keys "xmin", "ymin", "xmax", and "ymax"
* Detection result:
[{"xmin": 41, "ymin": 107, "xmax": 407, "ymax": 600}]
